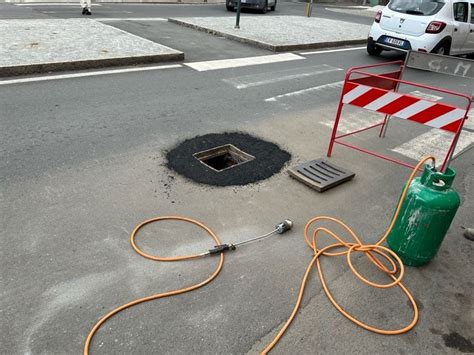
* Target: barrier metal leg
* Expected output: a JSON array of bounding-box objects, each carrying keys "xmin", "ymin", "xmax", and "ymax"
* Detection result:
[
  {"xmin": 441, "ymin": 123, "xmax": 464, "ymax": 172},
  {"xmin": 379, "ymin": 114, "xmax": 390, "ymax": 137},
  {"xmin": 380, "ymin": 62, "xmax": 404, "ymax": 138},
  {"xmin": 327, "ymin": 100, "xmax": 345, "ymax": 157}
]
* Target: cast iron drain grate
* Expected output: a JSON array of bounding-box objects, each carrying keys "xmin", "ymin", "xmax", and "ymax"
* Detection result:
[
  {"xmin": 167, "ymin": 132, "xmax": 291, "ymax": 186},
  {"xmin": 288, "ymin": 159, "xmax": 355, "ymax": 192},
  {"xmin": 194, "ymin": 144, "xmax": 255, "ymax": 172}
]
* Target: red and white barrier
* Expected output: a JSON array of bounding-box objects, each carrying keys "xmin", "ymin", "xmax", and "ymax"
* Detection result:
[
  {"xmin": 327, "ymin": 60, "xmax": 472, "ymax": 171},
  {"xmin": 342, "ymin": 82, "xmax": 467, "ymax": 133}
]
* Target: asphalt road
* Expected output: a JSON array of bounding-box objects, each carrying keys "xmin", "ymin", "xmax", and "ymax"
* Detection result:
[{"xmin": 1, "ymin": 3, "xmax": 474, "ymax": 355}]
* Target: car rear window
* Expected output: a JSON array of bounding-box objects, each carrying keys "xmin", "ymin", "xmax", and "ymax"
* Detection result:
[{"xmin": 388, "ymin": 0, "xmax": 445, "ymax": 15}]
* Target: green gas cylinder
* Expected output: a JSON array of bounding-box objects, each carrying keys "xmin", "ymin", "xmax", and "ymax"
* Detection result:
[{"xmin": 387, "ymin": 165, "xmax": 460, "ymax": 266}]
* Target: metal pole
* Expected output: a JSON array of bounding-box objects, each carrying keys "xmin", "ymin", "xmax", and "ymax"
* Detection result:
[
  {"xmin": 235, "ymin": 0, "xmax": 241, "ymax": 29},
  {"xmin": 381, "ymin": 61, "xmax": 405, "ymax": 138}
]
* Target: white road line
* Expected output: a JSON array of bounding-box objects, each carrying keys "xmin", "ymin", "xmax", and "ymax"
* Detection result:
[
  {"xmin": 185, "ymin": 53, "xmax": 304, "ymax": 72},
  {"xmin": 15, "ymin": 3, "xmax": 102, "ymax": 5},
  {"xmin": 319, "ymin": 109, "xmax": 380, "ymax": 133},
  {"xmin": 224, "ymin": 64, "xmax": 342, "ymax": 89},
  {"xmin": 300, "ymin": 47, "xmax": 366, "ymax": 55},
  {"xmin": 96, "ymin": 17, "xmax": 167, "ymax": 22},
  {"xmin": 318, "ymin": 107, "xmax": 473, "ymax": 161},
  {"xmin": 0, "ymin": 64, "xmax": 182, "ymax": 85},
  {"xmin": 265, "ymin": 81, "xmax": 344, "ymax": 102},
  {"xmin": 409, "ymin": 90, "xmax": 443, "ymax": 101},
  {"xmin": 392, "ymin": 129, "xmax": 474, "ymax": 160}
]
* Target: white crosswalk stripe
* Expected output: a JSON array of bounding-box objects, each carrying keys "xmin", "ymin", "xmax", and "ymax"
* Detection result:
[
  {"xmin": 223, "ymin": 64, "xmax": 342, "ymax": 89},
  {"xmin": 185, "ymin": 53, "xmax": 304, "ymax": 72},
  {"xmin": 265, "ymin": 81, "xmax": 343, "ymax": 102},
  {"xmin": 319, "ymin": 110, "xmax": 474, "ymax": 162},
  {"xmin": 392, "ymin": 129, "xmax": 474, "ymax": 161}
]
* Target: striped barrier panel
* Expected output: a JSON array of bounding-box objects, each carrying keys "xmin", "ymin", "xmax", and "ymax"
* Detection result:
[
  {"xmin": 327, "ymin": 59, "xmax": 472, "ymax": 171},
  {"xmin": 342, "ymin": 81, "xmax": 467, "ymax": 133}
]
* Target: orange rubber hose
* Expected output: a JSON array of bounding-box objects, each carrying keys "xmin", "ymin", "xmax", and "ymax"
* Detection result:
[
  {"xmin": 261, "ymin": 156, "xmax": 434, "ymax": 354},
  {"xmin": 84, "ymin": 216, "xmax": 224, "ymax": 355},
  {"xmin": 85, "ymin": 157, "xmax": 434, "ymax": 354}
]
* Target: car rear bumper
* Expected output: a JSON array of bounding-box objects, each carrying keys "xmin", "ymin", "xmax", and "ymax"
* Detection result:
[
  {"xmin": 368, "ymin": 22, "xmax": 442, "ymax": 53},
  {"xmin": 229, "ymin": 0, "xmax": 265, "ymax": 8}
]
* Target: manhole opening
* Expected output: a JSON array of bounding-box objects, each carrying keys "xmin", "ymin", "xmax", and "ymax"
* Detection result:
[{"xmin": 193, "ymin": 144, "xmax": 255, "ymax": 172}]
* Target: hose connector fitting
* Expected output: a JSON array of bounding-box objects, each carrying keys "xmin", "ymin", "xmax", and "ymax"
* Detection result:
[
  {"xmin": 208, "ymin": 244, "xmax": 236, "ymax": 255},
  {"xmin": 275, "ymin": 220, "xmax": 293, "ymax": 234}
]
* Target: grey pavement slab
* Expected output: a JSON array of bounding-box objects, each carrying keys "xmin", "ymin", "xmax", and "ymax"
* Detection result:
[
  {"xmin": 0, "ymin": 19, "xmax": 183, "ymax": 76},
  {"xmin": 169, "ymin": 15, "xmax": 370, "ymax": 51}
]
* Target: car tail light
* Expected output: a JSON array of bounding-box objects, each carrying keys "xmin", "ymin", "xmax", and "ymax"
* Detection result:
[
  {"xmin": 375, "ymin": 11, "xmax": 382, "ymax": 23},
  {"xmin": 426, "ymin": 21, "xmax": 446, "ymax": 33}
]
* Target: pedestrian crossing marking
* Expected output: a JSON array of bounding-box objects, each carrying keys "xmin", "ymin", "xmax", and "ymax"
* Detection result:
[
  {"xmin": 265, "ymin": 81, "xmax": 344, "ymax": 102},
  {"xmin": 392, "ymin": 129, "xmax": 474, "ymax": 161},
  {"xmin": 224, "ymin": 65, "xmax": 342, "ymax": 90},
  {"xmin": 185, "ymin": 53, "xmax": 304, "ymax": 72},
  {"xmin": 319, "ymin": 110, "xmax": 473, "ymax": 162}
]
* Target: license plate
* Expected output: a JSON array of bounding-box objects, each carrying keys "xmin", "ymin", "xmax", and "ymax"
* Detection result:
[
  {"xmin": 385, "ymin": 38, "xmax": 405, "ymax": 47},
  {"xmin": 241, "ymin": 0, "xmax": 247, "ymax": 3}
]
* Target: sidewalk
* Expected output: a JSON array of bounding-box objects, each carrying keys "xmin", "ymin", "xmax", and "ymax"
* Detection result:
[
  {"xmin": 1, "ymin": 15, "xmax": 371, "ymax": 76},
  {"xmin": 0, "ymin": 18, "xmax": 184, "ymax": 76},
  {"xmin": 169, "ymin": 16, "xmax": 370, "ymax": 51}
]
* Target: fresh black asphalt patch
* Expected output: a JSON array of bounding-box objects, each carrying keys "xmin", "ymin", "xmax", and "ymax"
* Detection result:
[{"xmin": 166, "ymin": 132, "xmax": 291, "ymax": 186}]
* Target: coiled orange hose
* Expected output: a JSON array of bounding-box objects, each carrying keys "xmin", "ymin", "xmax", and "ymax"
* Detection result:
[
  {"xmin": 85, "ymin": 157, "xmax": 434, "ymax": 355},
  {"xmin": 261, "ymin": 156, "xmax": 434, "ymax": 354},
  {"xmin": 84, "ymin": 216, "xmax": 224, "ymax": 355}
]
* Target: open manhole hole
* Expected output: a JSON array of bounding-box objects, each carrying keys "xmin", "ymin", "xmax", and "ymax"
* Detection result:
[
  {"xmin": 194, "ymin": 144, "xmax": 255, "ymax": 172},
  {"xmin": 167, "ymin": 132, "xmax": 291, "ymax": 186}
]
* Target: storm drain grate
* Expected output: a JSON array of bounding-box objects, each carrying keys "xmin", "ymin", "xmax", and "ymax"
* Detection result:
[
  {"xmin": 288, "ymin": 159, "xmax": 355, "ymax": 192},
  {"xmin": 193, "ymin": 144, "xmax": 256, "ymax": 172}
]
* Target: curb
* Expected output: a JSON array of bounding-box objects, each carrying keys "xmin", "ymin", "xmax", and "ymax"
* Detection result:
[
  {"xmin": 168, "ymin": 18, "xmax": 367, "ymax": 52},
  {"xmin": 0, "ymin": 52, "xmax": 184, "ymax": 77},
  {"xmin": 6, "ymin": 0, "xmax": 225, "ymax": 3},
  {"xmin": 95, "ymin": 0, "xmax": 225, "ymax": 3}
]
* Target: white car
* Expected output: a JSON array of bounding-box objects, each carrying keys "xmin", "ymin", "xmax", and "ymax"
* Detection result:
[{"xmin": 367, "ymin": 0, "xmax": 474, "ymax": 56}]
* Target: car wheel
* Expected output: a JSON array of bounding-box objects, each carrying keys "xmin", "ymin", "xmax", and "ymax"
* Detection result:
[
  {"xmin": 367, "ymin": 39, "xmax": 382, "ymax": 56},
  {"xmin": 261, "ymin": 0, "xmax": 268, "ymax": 13},
  {"xmin": 431, "ymin": 41, "xmax": 450, "ymax": 56},
  {"xmin": 270, "ymin": 0, "xmax": 276, "ymax": 11}
]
